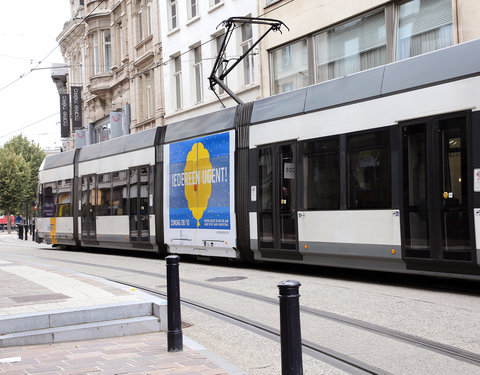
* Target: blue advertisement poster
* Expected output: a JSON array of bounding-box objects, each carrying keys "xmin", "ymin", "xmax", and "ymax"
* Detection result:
[{"xmin": 169, "ymin": 132, "xmax": 230, "ymax": 229}]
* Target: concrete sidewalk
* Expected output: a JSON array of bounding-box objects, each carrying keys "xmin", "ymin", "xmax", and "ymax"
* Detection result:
[{"xmin": 0, "ymin": 239, "xmax": 243, "ymax": 374}]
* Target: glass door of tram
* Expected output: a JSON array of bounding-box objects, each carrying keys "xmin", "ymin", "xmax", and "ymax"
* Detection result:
[
  {"xmin": 258, "ymin": 142, "xmax": 300, "ymax": 259},
  {"xmin": 81, "ymin": 175, "xmax": 97, "ymax": 242},
  {"xmin": 401, "ymin": 114, "xmax": 475, "ymax": 268},
  {"xmin": 128, "ymin": 166, "xmax": 150, "ymax": 243}
]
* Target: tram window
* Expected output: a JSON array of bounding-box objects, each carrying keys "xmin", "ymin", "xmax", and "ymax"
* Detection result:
[
  {"xmin": 347, "ymin": 130, "xmax": 391, "ymax": 209},
  {"xmin": 302, "ymin": 138, "xmax": 340, "ymax": 210},
  {"xmin": 112, "ymin": 170, "xmax": 127, "ymax": 215},
  {"xmin": 57, "ymin": 179, "xmax": 72, "ymax": 217},
  {"xmin": 57, "ymin": 192, "xmax": 71, "ymax": 217},
  {"xmin": 97, "ymin": 173, "xmax": 112, "ymax": 216},
  {"xmin": 81, "ymin": 177, "xmax": 88, "ymax": 217},
  {"xmin": 140, "ymin": 167, "xmax": 149, "ymax": 215},
  {"xmin": 42, "ymin": 183, "xmax": 57, "ymax": 218},
  {"xmin": 259, "ymin": 148, "xmax": 273, "ymax": 211}
]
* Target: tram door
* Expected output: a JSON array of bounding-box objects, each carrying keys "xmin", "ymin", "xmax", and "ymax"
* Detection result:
[
  {"xmin": 129, "ymin": 166, "xmax": 150, "ymax": 243},
  {"xmin": 81, "ymin": 175, "xmax": 97, "ymax": 242},
  {"xmin": 258, "ymin": 142, "xmax": 299, "ymax": 258},
  {"xmin": 401, "ymin": 114, "xmax": 474, "ymax": 267}
]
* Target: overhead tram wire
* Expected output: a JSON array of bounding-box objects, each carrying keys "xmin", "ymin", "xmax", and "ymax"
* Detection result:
[
  {"xmin": 0, "ymin": 112, "xmax": 59, "ymax": 140},
  {"xmin": 0, "ymin": 0, "xmax": 291, "ymax": 129},
  {"xmin": 132, "ymin": 0, "xmax": 293, "ymax": 81},
  {"xmin": 0, "ymin": 0, "xmax": 106, "ymax": 94}
]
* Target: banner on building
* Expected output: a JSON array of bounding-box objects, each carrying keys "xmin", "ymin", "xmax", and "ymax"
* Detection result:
[
  {"xmin": 71, "ymin": 86, "xmax": 82, "ymax": 130},
  {"xmin": 75, "ymin": 129, "xmax": 87, "ymax": 148},
  {"xmin": 110, "ymin": 111, "xmax": 123, "ymax": 139},
  {"xmin": 60, "ymin": 94, "xmax": 70, "ymax": 138}
]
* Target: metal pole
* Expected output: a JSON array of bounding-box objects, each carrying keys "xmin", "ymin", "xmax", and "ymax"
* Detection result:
[
  {"xmin": 278, "ymin": 280, "xmax": 303, "ymax": 375},
  {"xmin": 24, "ymin": 204, "xmax": 28, "ymax": 241},
  {"xmin": 166, "ymin": 255, "xmax": 183, "ymax": 352}
]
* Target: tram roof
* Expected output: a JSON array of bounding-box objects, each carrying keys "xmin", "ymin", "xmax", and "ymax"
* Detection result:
[
  {"xmin": 41, "ymin": 149, "xmax": 76, "ymax": 170},
  {"xmin": 164, "ymin": 106, "xmax": 236, "ymax": 143},
  {"xmin": 251, "ymin": 38, "xmax": 480, "ymax": 124},
  {"xmin": 78, "ymin": 126, "xmax": 159, "ymax": 162}
]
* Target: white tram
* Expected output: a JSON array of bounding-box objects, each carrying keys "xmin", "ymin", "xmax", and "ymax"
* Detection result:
[{"xmin": 37, "ymin": 39, "xmax": 480, "ymax": 279}]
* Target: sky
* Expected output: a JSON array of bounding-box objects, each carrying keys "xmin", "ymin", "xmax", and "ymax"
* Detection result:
[{"xmin": 0, "ymin": 1, "xmax": 72, "ymax": 150}]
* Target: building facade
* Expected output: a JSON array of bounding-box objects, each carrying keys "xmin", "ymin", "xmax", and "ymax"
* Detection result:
[
  {"xmin": 55, "ymin": 0, "xmax": 480, "ymax": 149},
  {"xmin": 158, "ymin": 0, "xmax": 260, "ymax": 122},
  {"xmin": 258, "ymin": 0, "xmax": 480, "ymax": 97},
  {"xmin": 56, "ymin": 0, "xmax": 164, "ymax": 149}
]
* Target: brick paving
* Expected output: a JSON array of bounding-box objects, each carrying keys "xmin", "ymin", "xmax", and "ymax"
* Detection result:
[
  {"xmin": 0, "ymin": 333, "xmax": 228, "ymax": 375},
  {"xmin": 0, "ymin": 234, "xmax": 238, "ymax": 374}
]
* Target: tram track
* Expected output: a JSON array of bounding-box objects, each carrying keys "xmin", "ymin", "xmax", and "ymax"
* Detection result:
[
  {"xmin": 110, "ymin": 279, "xmax": 391, "ymax": 375},
  {"xmin": 2, "ymin": 249, "xmax": 480, "ymax": 372}
]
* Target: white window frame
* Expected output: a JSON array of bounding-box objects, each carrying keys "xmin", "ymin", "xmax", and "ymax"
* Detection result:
[
  {"xmin": 137, "ymin": 1, "xmax": 144, "ymax": 41},
  {"xmin": 192, "ymin": 45, "xmax": 203, "ymax": 103},
  {"xmin": 103, "ymin": 30, "xmax": 112, "ymax": 72},
  {"xmin": 168, "ymin": 0, "xmax": 178, "ymax": 31},
  {"xmin": 146, "ymin": 0, "xmax": 152, "ymax": 36},
  {"xmin": 187, "ymin": 0, "xmax": 198, "ymax": 19},
  {"xmin": 209, "ymin": 0, "xmax": 222, "ymax": 7},
  {"xmin": 240, "ymin": 22, "xmax": 254, "ymax": 86},
  {"xmin": 146, "ymin": 72, "xmax": 153, "ymax": 117},
  {"xmin": 93, "ymin": 32, "xmax": 100, "ymax": 75},
  {"xmin": 214, "ymin": 34, "xmax": 226, "ymax": 95},
  {"xmin": 173, "ymin": 55, "xmax": 183, "ymax": 110}
]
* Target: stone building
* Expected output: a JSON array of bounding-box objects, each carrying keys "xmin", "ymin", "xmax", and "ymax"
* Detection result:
[{"xmin": 56, "ymin": 0, "xmax": 164, "ymax": 149}]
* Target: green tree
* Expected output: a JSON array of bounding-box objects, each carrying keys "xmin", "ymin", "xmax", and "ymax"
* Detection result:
[
  {"xmin": 0, "ymin": 148, "xmax": 31, "ymax": 233},
  {"xmin": 3, "ymin": 135, "xmax": 45, "ymax": 219}
]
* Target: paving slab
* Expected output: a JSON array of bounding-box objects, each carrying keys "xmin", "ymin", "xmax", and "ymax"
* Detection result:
[{"xmin": 0, "ymin": 245, "xmax": 244, "ymax": 374}]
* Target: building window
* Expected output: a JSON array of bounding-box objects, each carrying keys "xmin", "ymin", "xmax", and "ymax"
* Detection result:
[
  {"xmin": 271, "ymin": 39, "xmax": 308, "ymax": 94},
  {"xmin": 137, "ymin": 1, "xmax": 144, "ymax": 41},
  {"xmin": 173, "ymin": 55, "xmax": 182, "ymax": 109},
  {"xmin": 91, "ymin": 30, "xmax": 113, "ymax": 75},
  {"xmin": 396, "ymin": 0, "xmax": 453, "ymax": 61},
  {"xmin": 215, "ymin": 34, "xmax": 227, "ymax": 94},
  {"xmin": 114, "ymin": 23, "xmax": 122, "ymax": 66},
  {"xmin": 93, "ymin": 32, "xmax": 100, "ymax": 74},
  {"xmin": 187, "ymin": 0, "xmax": 198, "ymax": 19},
  {"xmin": 103, "ymin": 30, "xmax": 112, "ymax": 72},
  {"xmin": 314, "ymin": 9, "xmax": 386, "ymax": 83},
  {"xmin": 94, "ymin": 122, "xmax": 111, "ymax": 143},
  {"xmin": 210, "ymin": 0, "xmax": 221, "ymax": 7},
  {"xmin": 302, "ymin": 137, "xmax": 340, "ymax": 210},
  {"xmin": 192, "ymin": 46, "xmax": 203, "ymax": 103},
  {"xmin": 146, "ymin": 72, "xmax": 153, "ymax": 117},
  {"xmin": 269, "ymin": 1, "xmax": 453, "ymax": 94},
  {"xmin": 347, "ymin": 130, "xmax": 391, "ymax": 209},
  {"xmin": 168, "ymin": 0, "xmax": 178, "ymax": 30},
  {"xmin": 146, "ymin": 0, "xmax": 152, "ymax": 36},
  {"xmin": 241, "ymin": 21, "xmax": 254, "ymax": 85}
]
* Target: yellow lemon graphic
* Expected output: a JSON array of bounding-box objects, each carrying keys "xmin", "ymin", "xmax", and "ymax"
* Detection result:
[{"xmin": 184, "ymin": 143, "xmax": 212, "ymax": 227}]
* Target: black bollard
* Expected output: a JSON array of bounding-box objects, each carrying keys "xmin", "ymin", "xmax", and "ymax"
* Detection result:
[
  {"xmin": 24, "ymin": 224, "xmax": 28, "ymax": 241},
  {"xmin": 166, "ymin": 255, "xmax": 183, "ymax": 352},
  {"xmin": 278, "ymin": 280, "xmax": 303, "ymax": 375}
]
